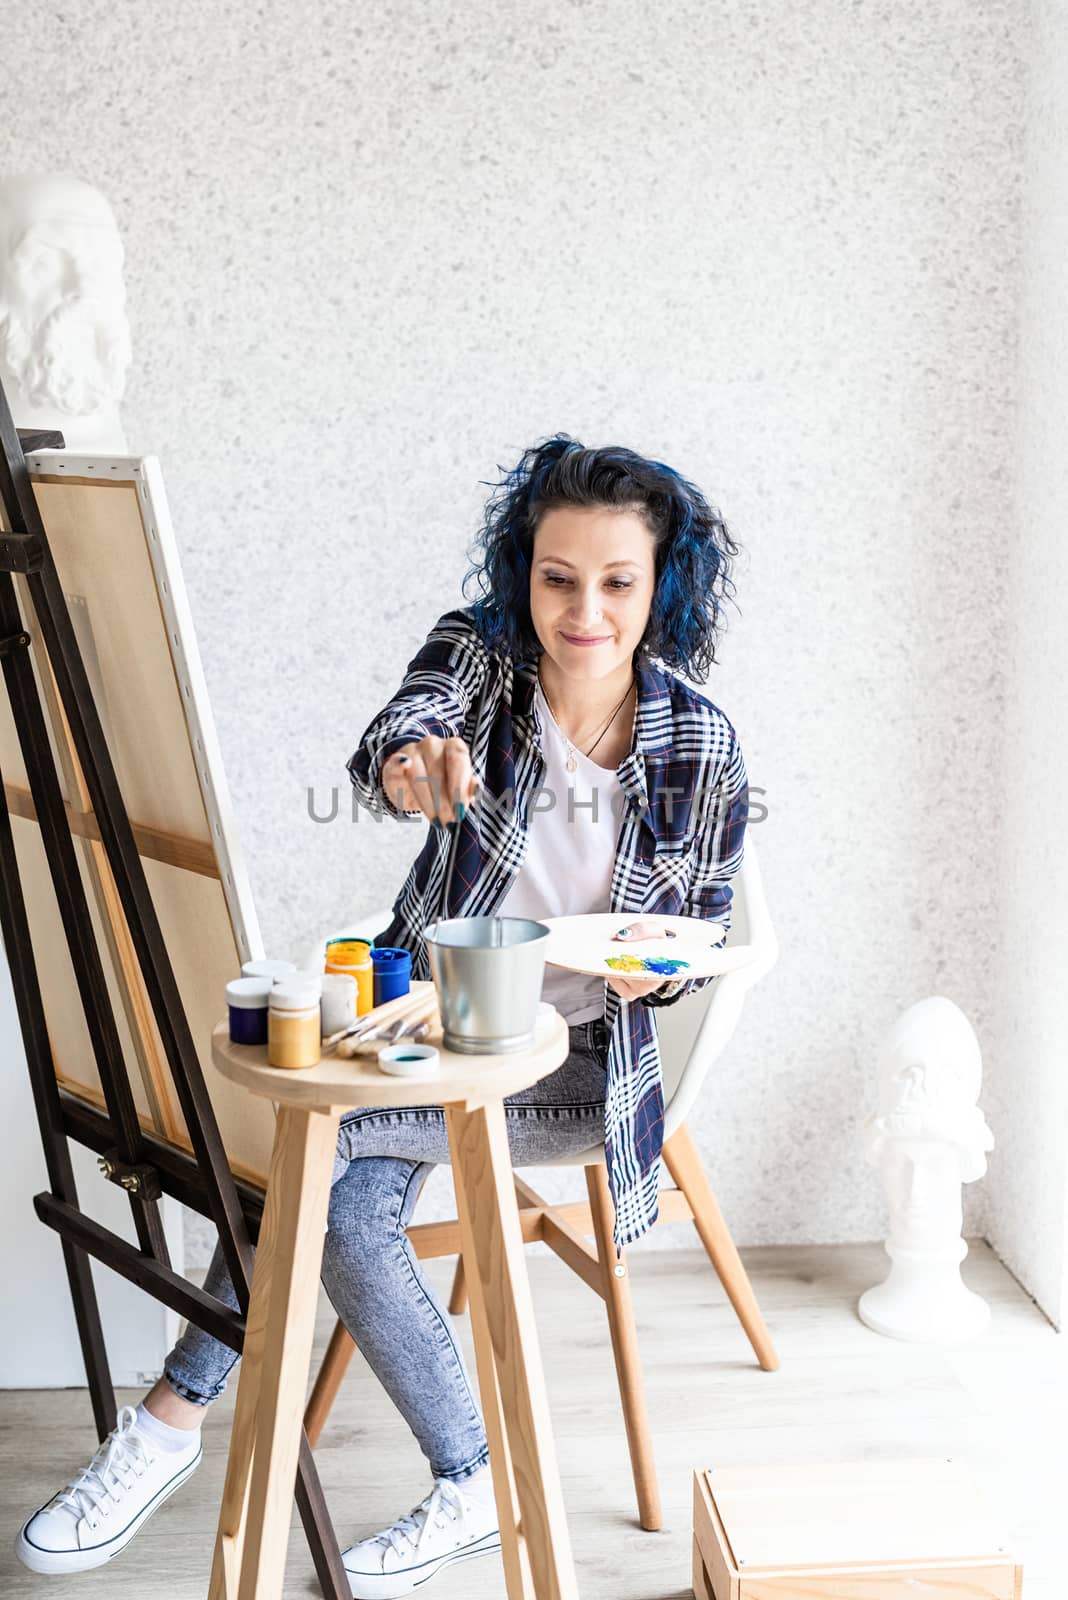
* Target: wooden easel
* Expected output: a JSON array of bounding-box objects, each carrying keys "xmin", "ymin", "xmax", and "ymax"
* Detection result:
[{"xmin": 0, "ymin": 383, "xmax": 348, "ymax": 1598}]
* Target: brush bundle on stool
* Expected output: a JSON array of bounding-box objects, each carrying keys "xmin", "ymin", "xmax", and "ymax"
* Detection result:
[{"xmin": 324, "ymin": 983, "xmax": 440, "ymax": 1059}]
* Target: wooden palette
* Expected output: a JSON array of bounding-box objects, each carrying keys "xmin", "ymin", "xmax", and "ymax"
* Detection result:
[{"xmin": 540, "ymin": 911, "xmax": 753, "ymax": 981}]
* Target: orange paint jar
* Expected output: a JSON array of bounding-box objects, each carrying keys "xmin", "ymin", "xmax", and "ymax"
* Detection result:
[{"xmin": 324, "ymin": 939, "xmax": 374, "ymax": 1015}]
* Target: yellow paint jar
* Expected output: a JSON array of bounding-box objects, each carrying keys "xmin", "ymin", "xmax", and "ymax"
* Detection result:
[
  {"xmin": 324, "ymin": 939, "xmax": 374, "ymax": 1015},
  {"xmin": 267, "ymin": 979, "xmax": 322, "ymax": 1070}
]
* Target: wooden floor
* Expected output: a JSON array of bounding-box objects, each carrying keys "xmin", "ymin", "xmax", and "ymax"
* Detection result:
[{"xmin": 2, "ymin": 1240, "xmax": 1064, "ymax": 1598}]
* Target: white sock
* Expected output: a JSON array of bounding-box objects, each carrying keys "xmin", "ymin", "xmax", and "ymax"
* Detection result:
[
  {"xmin": 134, "ymin": 1401, "xmax": 202, "ymax": 1453},
  {"xmin": 456, "ymin": 1472, "xmax": 496, "ymax": 1506}
]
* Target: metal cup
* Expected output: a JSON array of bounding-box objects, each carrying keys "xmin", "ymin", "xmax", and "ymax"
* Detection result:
[{"xmin": 423, "ymin": 916, "xmax": 550, "ymax": 1054}]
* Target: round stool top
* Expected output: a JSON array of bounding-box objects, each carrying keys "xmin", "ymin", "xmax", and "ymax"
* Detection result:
[{"xmin": 211, "ymin": 985, "xmax": 570, "ymax": 1110}]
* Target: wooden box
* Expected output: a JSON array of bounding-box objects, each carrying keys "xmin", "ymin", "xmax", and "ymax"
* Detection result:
[{"xmin": 693, "ymin": 1458, "xmax": 1023, "ymax": 1599}]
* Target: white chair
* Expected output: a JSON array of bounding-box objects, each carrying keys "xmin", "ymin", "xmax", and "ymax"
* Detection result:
[{"xmin": 302, "ymin": 836, "xmax": 779, "ymax": 1532}]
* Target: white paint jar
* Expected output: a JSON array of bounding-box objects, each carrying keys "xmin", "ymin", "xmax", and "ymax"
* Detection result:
[{"xmin": 320, "ymin": 973, "xmax": 358, "ymax": 1036}]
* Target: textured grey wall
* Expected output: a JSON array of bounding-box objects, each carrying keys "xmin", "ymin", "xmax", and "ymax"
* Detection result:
[{"xmin": 3, "ymin": 2, "xmax": 1028, "ymax": 1263}]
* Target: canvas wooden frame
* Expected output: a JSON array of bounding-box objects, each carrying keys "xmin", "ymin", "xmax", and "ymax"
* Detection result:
[
  {"xmin": 0, "ymin": 393, "xmax": 346, "ymax": 1599},
  {"xmin": 0, "ymin": 447, "xmax": 280, "ymax": 1184}
]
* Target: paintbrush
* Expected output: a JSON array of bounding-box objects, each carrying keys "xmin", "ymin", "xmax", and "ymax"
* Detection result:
[
  {"xmin": 322, "ymin": 987, "xmax": 438, "ymax": 1054},
  {"xmin": 338, "ymin": 1019, "xmax": 431, "ymax": 1060},
  {"xmin": 438, "ymin": 663, "xmax": 495, "ymax": 923}
]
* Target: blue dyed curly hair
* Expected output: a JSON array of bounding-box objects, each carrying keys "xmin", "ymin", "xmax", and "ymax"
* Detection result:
[{"xmin": 461, "ymin": 433, "xmax": 741, "ymax": 680}]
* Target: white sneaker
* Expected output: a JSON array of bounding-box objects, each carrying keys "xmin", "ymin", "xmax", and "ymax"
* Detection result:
[
  {"xmin": 342, "ymin": 1476, "xmax": 501, "ymax": 1599},
  {"xmin": 15, "ymin": 1404, "xmax": 202, "ymax": 1575}
]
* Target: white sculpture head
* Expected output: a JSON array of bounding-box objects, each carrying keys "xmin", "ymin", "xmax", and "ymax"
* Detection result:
[
  {"xmin": 0, "ymin": 173, "xmax": 132, "ymax": 437},
  {"xmin": 862, "ymin": 997, "xmax": 994, "ymax": 1253},
  {"xmin": 873, "ymin": 1138, "xmax": 970, "ymax": 1253}
]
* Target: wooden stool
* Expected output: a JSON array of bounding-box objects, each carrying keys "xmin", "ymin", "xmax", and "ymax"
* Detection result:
[
  {"xmin": 303, "ymin": 852, "xmax": 782, "ymax": 1537},
  {"xmin": 207, "ymin": 993, "xmax": 579, "ymax": 1600}
]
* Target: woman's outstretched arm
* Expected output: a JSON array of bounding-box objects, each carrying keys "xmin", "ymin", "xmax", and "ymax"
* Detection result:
[{"xmin": 346, "ymin": 608, "xmax": 490, "ymax": 818}]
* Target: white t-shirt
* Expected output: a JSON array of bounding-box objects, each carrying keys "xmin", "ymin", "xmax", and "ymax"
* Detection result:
[{"xmin": 496, "ymin": 677, "xmax": 625, "ymax": 1023}]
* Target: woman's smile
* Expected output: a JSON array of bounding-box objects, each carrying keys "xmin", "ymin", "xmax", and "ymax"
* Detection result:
[{"xmin": 560, "ymin": 630, "xmax": 612, "ymax": 646}]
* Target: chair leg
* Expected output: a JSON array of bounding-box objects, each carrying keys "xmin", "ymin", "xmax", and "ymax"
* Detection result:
[
  {"xmin": 584, "ymin": 1164, "xmax": 663, "ymax": 1532},
  {"xmin": 448, "ymin": 1253, "xmax": 468, "ymax": 1315},
  {"xmin": 304, "ymin": 1318, "xmax": 357, "ymax": 1448},
  {"xmin": 660, "ymin": 1123, "xmax": 780, "ymax": 1372}
]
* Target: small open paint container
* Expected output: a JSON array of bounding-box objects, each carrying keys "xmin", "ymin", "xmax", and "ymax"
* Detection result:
[{"xmin": 376, "ymin": 1043, "xmax": 440, "ymax": 1078}]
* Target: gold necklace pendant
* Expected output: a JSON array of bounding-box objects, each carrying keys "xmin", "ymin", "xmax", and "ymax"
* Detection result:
[{"xmin": 539, "ymin": 670, "xmax": 632, "ymax": 774}]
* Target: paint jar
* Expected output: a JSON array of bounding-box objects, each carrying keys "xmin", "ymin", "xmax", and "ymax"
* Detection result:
[
  {"xmin": 267, "ymin": 980, "xmax": 322, "ymax": 1070},
  {"xmin": 321, "ymin": 973, "xmax": 358, "ymax": 1036},
  {"xmin": 324, "ymin": 940, "xmax": 374, "ymax": 1015},
  {"xmin": 290, "ymin": 969, "xmax": 325, "ymax": 995},
  {"xmin": 376, "ymin": 1042, "xmax": 440, "ymax": 1078},
  {"xmin": 226, "ymin": 976, "xmax": 272, "ymax": 1045},
  {"xmin": 242, "ymin": 958, "xmax": 298, "ymax": 983},
  {"xmin": 371, "ymin": 947, "xmax": 411, "ymax": 1008}
]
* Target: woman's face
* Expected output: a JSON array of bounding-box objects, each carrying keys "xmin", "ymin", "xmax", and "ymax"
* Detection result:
[{"xmin": 529, "ymin": 505, "xmax": 657, "ymax": 680}]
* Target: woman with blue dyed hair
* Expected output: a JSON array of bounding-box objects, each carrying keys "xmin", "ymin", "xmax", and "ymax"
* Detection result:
[
  {"xmin": 464, "ymin": 431, "xmax": 739, "ymax": 679},
  {"xmin": 17, "ymin": 435, "xmax": 749, "ymax": 1598}
]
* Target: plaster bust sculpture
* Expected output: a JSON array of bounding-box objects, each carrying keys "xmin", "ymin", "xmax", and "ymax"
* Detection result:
[
  {"xmin": 859, "ymin": 995, "xmax": 995, "ymax": 1342},
  {"xmin": 0, "ymin": 172, "xmax": 131, "ymax": 450}
]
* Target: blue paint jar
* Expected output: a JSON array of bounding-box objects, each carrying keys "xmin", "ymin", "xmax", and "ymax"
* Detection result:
[
  {"xmin": 371, "ymin": 947, "xmax": 411, "ymax": 1007},
  {"xmin": 227, "ymin": 976, "xmax": 272, "ymax": 1045}
]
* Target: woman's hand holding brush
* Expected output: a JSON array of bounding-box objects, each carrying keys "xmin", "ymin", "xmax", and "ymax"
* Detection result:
[{"xmin": 381, "ymin": 735, "xmax": 481, "ymax": 827}]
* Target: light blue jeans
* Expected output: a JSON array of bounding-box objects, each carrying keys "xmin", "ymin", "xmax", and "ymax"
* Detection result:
[{"xmin": 163, "ymin": 1018, "xmax": 610, "ymax": 1484}]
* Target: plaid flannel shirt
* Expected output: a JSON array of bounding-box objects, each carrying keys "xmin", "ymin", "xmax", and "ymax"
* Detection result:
[{"xmin": 346, "ymin": 606, "xmax": 749, "ymax": 1257}]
